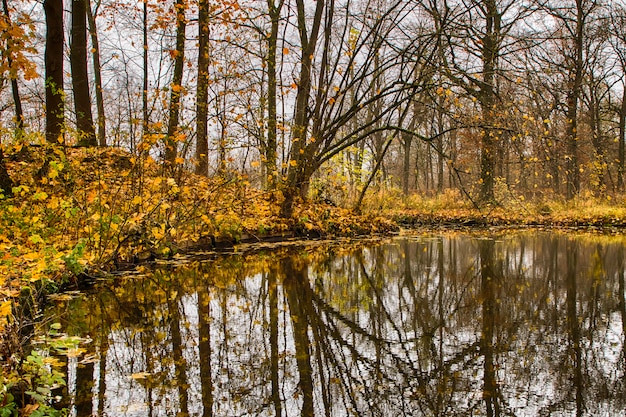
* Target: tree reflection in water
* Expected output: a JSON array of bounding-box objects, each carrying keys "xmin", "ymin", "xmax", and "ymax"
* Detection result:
[{"xmin": 46, "ymin": 232, "xmax": 626, "ymax": 416}]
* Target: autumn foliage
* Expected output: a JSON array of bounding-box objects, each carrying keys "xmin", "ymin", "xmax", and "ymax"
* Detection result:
[{"xmin": 0, "ymin": 142, "xmax": 397, "ymax": 328}]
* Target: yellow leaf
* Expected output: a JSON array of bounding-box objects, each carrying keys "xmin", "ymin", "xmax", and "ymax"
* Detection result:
[
  {"xmin": 0, "ymin": 300, "xmax": 12, "ymax": 319},
  {"xmin": 28, "ymin": 234, "xmax": 43, "ymax": 245},
  {"xmin": 289, "ymin": 160, "xmax": 297, "ymax": 167},
  {"xmin": 47, "ymin": 197, "xmax": 60, "ymax": 209},
  {"xmin": 43, "ymin": 357, "xmax": 66, "ymax": 367}
]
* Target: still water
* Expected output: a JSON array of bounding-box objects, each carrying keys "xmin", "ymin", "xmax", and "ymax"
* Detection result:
[{"xmin": 45, "ymin": 231, "xmax": 626, "ymax": 416}]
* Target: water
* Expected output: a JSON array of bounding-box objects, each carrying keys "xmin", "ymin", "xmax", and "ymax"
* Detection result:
[{"xmin": 44, "ymin": 231, "xmax": 626, "ymax": 416}]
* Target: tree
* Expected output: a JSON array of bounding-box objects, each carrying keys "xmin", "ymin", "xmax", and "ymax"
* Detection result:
[
  {"xmin": 610, "ymin": 7, "xmax": 626, "ymax": 190},
  {"xmin": 71, "ymin": 0, "xmax": 97, "ymax": 146},
  {"xmin": 280, "ymin": 0, "xmax": 325, "ymax": 217},
  {"xmin": 263, "ymin": 0, "xmax": 283, "ymax": 189},
  {"xmin": 433, "ymin": 0, "xmax": 527, "ymax": 204},
  {"xmin": 195, "ymin": 0, "xmax": 210, "ymax": 176},
  {"xmin": 86, "ymin": 0, "xmax": 106, "ymax": 146},
  {"xmin": 0, "ymin": 0, "xmax": 37, "ymax": 195},
  {"xmin": 0, "ymin": 144, "xmax": 11, "ymax": 196},
  {"xmin": 44, "ymin": 0, "xmax": 65, "ymax": 144},
  {"xmin": 164, "ymin": 0, "xmax": 187, "ymax": 167},
  {"xmin": 541, "ymin": 0, "xmax": 600, "ymax": 199},
  {"xmin": 1, "ymin": 0, "xmax": 31, "ymax": 135},
  {"xmin": 142, "ymin": 0, "xmax": 149, "ymax": 138},
  {"xmin": 280, "ymin": 0, "xmax": 438, "ymax": 216}
]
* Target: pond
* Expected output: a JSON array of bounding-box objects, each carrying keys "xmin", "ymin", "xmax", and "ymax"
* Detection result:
[{"xmin": 43, "ymin": 231, "xmax": 626, "ymax": 416}]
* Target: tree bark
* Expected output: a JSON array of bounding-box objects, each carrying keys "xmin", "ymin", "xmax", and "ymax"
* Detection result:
[
  {"xmin": 2, "ymin": 0, "xmax": 24, "ymax": 136},
  {"xmin": 280, "ymin": 0, "xmax": 325, "ymax": 218},
  {"xmin": 165, "ymin": 0, "xmax": 187, "ymax": 167},
  {"xmin": 195, "ymin": 0, "xmax": 209, "ymax": 176},
  {"xmin": 565, "ymin": 0, "xmax": 586, "ymax": 199},
  {"xmin": 71, "ymin": 0, "xmax": 97, "ymax": 146},
  {"xmin": 0, "ymin": 145, "xmax": 12, "ymax": 197},
  {"xmin": 478, "ymin": 0, "xmax": 500, "ymax": 204},
  {"xmin": 142, "ymin": 0, "xmax": 149, "ymax": 140},
  {"xmin": 618, "ymin": 89, "xmax": 626, "ymax": 190},
  {"xmin": 265, "ymin": 0, "xmax": 282, "ymax": 189},
  {"xmin": 86, "ymin": 0, "xmax": 106, "ymax": 146},
  {"xmin": 44, "ymin": 0, "xmax": 65, "ymax": 144}
]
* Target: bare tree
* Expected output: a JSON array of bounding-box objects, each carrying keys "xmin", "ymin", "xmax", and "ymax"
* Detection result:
[
  {"xmin": 280, "ymin": 0, "xmax": 439, "ymax": 216},
  {"xmin": 610, "ymin": 7, "xmax": 626, "ymax": 190},
  {"xmin": 433, "ymin": 0, "xmax": 530, "ymax": 204},
  {"xmin": 540, "ymin": 0, "xmax": 601, "ymax": 198}
]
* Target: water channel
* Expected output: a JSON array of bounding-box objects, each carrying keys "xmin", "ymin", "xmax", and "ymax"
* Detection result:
[{"xmin": 43, "ymin": 231, "xmax": 626, "ymax": 416}]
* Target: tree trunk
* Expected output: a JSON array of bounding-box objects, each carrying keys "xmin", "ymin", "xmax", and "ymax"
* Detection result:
[
  {"xmin": 44, "ymin": 0, "xmax": 65, "ymax": 144},
  {"xmin": 165, "ymin": 0, "xmax": 187, "ymax": 167},
  {"xmin": 86, "ymin": 0, "xmax": 106, "ymax": 146},
  {"xmin": 195, "ymin": 0, "xmax": 209, "ymax": 176},
  {"xmin": 265, "ymin": 0, "xmax": 282, "ymax": 189},
  {"xmin": 0, "ymin": 145, "xmax": 12, "ymax": 197},
  {"xmin": 2, "ymin": 0, "xmax": 24, "ymax": 136},
  {"xmin": 565, "ymin": 0, "xmax": 585, "ymax": 200},
  {"xmin": 142, "ymin": 0, "xmax": 149, "ymax": 139},
  {"xmin": 280, "ymin": 0, "xmax": 325, "ymax": 218},
  {"xmin": 402, "ymin": 133, "xmax": 412, "ymax": 196},
  {"xmin": 478, "ymin": 0, "xmax": 500, "ymax": 204},
  {"xmin": 71, "ymin": 0, "xmax": 97, "ymax": 146},
  {"xmin": 618, "ymin": 89, "xmax": 626, "ymax": 190}
]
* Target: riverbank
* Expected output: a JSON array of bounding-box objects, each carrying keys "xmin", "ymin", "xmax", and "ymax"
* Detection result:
[
  {"xmin": 3, "ymin": 146, "xmax": 626, "ymax": 302},
  {"xmin": 3, "ymin": 146, "xmax": 626, "ymax": 413}
]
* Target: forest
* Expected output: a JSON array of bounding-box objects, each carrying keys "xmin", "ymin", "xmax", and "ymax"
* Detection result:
[
  {"xmin": 1, "ymin": 0, "xmax": 625, "ymax": 207},
  {"xmin": 1, "ymin": 0, "xmax": 626, "ymax": 414}
]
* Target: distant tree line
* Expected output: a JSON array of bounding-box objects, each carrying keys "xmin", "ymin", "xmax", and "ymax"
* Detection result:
[{"xmin": 1, "ymin": 0, "xmax": 626, "ymax": 213}]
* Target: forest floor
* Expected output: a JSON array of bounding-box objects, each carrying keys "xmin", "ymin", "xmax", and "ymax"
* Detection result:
[{"xmin": 3, "ymin": 145, "xmax": 626, "ymax": 412}]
